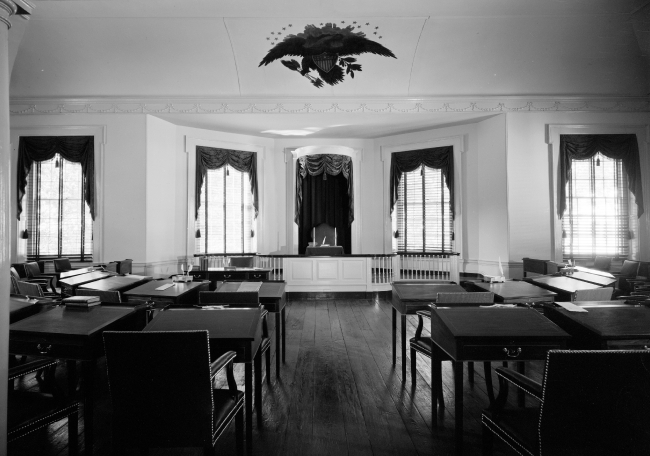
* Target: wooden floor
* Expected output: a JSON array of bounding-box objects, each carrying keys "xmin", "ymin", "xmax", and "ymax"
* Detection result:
[{"xmin": 10, "ymin": 296, "xmax": 544, "ymax": 456}]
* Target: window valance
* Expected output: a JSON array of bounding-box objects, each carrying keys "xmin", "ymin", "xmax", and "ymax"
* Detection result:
[
  {"xmin": 558, "ymin": 134, "xmax": 644, "ymax": 218},
  {"xmin": 195, "ymin": 147, "xmax": 259, "ymax": 220},
  {"xmin": 295, "ymin": 154, "xmax": 354, "ymax": 226},
  {"xmin": 389, "ymin": 146, "xmax": 454, "ymax": 218},
  {"xmin": 17, "ymin": 136, "xmax": 95, "ymax": 220}
]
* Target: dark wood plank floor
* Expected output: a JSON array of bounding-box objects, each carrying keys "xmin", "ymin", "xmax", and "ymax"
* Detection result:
[{"xmin": 9, "ymin": 296, "xmax": 544, "ymax": 456}]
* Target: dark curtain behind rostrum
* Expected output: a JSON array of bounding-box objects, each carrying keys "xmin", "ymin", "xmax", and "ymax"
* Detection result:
[
  {"xmin": 17, "ymin": 136, "xmax": 95, "ymax": 220},
  {"xmin": 295, "ymin": 154, "xmax": 353, "ymax": 254},
  {"xmin": 558, "ymin": 134, "xmax": 644, "ymax": 218}
]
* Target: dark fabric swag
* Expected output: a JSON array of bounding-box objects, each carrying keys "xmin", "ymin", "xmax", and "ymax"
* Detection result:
[
  {"xmin": 298, "ymin": 172, "xmax": 352, "ymax": 255},
  {"xmin": 295, "ymin": 154, "xmax": 354, "ymax": 226},
  {"xmin": 558, "ymin": 134, "xmax": 644, "ymax": 218},
  {"xmin": 17, "ymin": 136, "xmax": 95, "ymax": 221},
  {"xmin": 195, "ymin": 146, "xmax": 259, "ymax": 220},
  {"xmin": 389, "ymin": 146, "xmax": 454, "ymax": 219}
]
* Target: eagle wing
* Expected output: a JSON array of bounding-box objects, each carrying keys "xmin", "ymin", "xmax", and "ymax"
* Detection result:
[
  {"xmin": 258, "ymin": 37, "xmax": 307, "ymax": 67},
  {"xmin": 338, "ymin": 36, "xmax": 396, "ymax": 59}
]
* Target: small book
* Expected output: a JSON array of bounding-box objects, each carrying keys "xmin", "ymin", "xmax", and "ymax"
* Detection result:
[{"xmin": 63, "ymin": 295, "xmax": 101, "ymax": 307}]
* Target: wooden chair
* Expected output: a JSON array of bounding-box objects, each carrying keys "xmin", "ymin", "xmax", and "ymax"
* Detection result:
[
  {"xmin": 573, "ymin": 287, "xmax": 614, "ymax": 302},
  {"xmin": 15, "ymin": 280, "xmax": 60, "ymax": 301},
  {"xmin": 409, "ymin": 292, "xmax": 494, "ymax": 391},
  {"xmin": 229, "ymin": 256, "xmax": 255, "ymax": 268},
  {"xmin": 116, "ymin": 259, "xmax": 133, "ymax": 275},
  {"xmin": 53, "ymin": 258, "xmax": 76, "ymax": 273},
  {"xmin": 8, "ymin": 360, "xmax": 79, "ymax": 455},
  {"xmin": 24, "ymin": 262, "xmax": 57, "ymax": 293},
  {"xmin": 13, "ymin": 265, "xmax": 56, "ymax": 294},
  {"xmin": 482, "ymin": 350, "xmax": 650, "ymax": 456},
  {"xmin": 614, "ymin": 260, "xmax": 640, "ymax": 296},
  {"xmin": 592, "ymin": 256, "xmax": 612, "ymax": 272},
  {"xmin": 199, "ymin": 291, "xmax": 272, "ymax": 384},
  {"xmin": 103, "ymin": 331, "xmax": 244, "ymax": 456},
  {"xmin": 522, "ymin": 258, "xmax": 548, "ymax": 277}
]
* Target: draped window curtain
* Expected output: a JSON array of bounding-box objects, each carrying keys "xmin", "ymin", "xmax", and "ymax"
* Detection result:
[
  {"xmin": 295, "ymin": 154, "xmax": 354, "ymax": 255},
  {"xmin": 389, "ymin": 146, "xmax": 454, "ymax": 218},
  {"xmin": 195, "ymin": 147, "xmax": 259, "ymax": 220},
  {"xmin": 558, "ymin": 134, "xmax": 644, "ymax": 218},
  {"xmin": 17, "ymin": 136, "xmax": 95, "ymax": 220}
]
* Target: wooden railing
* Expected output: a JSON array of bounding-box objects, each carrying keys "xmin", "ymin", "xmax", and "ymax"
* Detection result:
[{"xmin": 394, "ymin": 252, "xmax": 460, "ymax": 283}]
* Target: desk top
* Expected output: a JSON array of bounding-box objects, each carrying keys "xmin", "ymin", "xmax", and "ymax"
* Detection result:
[
  {"xmin": 10, "ymin": 305, "xmax": 136, "ymax": 337},
  {"xmin": 217, "ymin": 281, "xmax": 286, "ymax": 300},
  {"xmin": 59, "ymin": 267, "xmax": 97, "ymax": 279},
  {"xmin": 144, "ymin": 308, "xmax": 262, "ymax": 341},
  {"xmin": 10, "ymin": 296, "xmax": 53, "ymax": 324},
  {"xmin": 545, "ymin": 306, "xmax": 650, "ymax": 340},
  {"xmin": 431, "ymin": 307, "xmax": 569, "ymax": 339},
  {"xmin": 573, "ymin": 266, "xmax": 615, "ymax": 279},
  {"xmin": 525, "ymin": 275, "xmax": 601, "ymax": 293},
  {"xmin": 567, "ymin": 271, "xmax": 617, "ymax": 287},
  {"xmin": 472, "ymin": 281, "xmax": 556, "ymax": 301},
  {"xmin": 58, "ymin": 271, "xmax": 115, "ymax": 287},
  {"xmin": 78, "ymin": 275, "xmax": 152, "ymax": 292},
  {"xmin": 123, "ymin": 279, "xmax": 205, "ymax": 298},
  {"xmin": 392, "ymin": 282, "xmax": 465, "ymax": 302}
]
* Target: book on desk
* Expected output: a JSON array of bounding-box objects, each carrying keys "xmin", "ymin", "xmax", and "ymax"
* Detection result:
[{"xmin": 63, "ymin": 295, "xmax": 101, "ymax": 307}]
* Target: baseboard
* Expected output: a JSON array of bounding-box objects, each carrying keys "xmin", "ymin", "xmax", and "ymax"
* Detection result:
[{"xmin": 288, "ymin": 291, "xmax": 387, "ymax": 301}]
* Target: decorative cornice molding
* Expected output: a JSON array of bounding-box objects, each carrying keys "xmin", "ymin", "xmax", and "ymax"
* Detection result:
[
  {"xmin": 9, "ymin": 96, "xmax": 650, "ymax": 115},
  {"xmin": 0, "ymin": 0, "xmax": 32, "ymax": 28}
]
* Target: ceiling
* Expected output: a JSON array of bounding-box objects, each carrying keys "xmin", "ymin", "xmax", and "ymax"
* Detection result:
[{"xmin": 9, "ymin": 0, "xmax": 650, "ymax": 138}]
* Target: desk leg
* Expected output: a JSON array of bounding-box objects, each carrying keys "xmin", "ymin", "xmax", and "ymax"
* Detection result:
[
  {"xmin": 401, "ymin": 314, "xmax": 407, "ymax": 380},
  {"xmin": 66, "ymin": 360, "xmax": 77, "ymax": 398},
  {"xmin": 255, "ymin": 353, "xmax": 262, "ymax": 426},
  {"xmin": 517, "ymin": 361, "xmax": 525, "ymax": 407},
  {"xmin": 275, "ymin": 311, "xmax": 281, "ymax": 378},
  {"xmin": 281, "ymin": 307, "xmax": 286, "ymax": 363},
  {"xmin": 431, "ymin": 350, "xmax": 443, "ymax": 427},
  {"xmin": 392, "ymin": 308, "xmax": 396, "ymax": 365},
  {"xmin": 82, "ymin": 359, "xmax": 96, "ymax": 455},
  {"xmin": 245, "ymin": 362, "xmax": 253, "ymax": 445},
  {"xmin": 454, "ymin": 361, "xmax": 464, "ymax": 456}
]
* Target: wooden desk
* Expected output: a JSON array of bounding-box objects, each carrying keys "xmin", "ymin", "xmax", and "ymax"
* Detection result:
[
  {"xmin": 144, "ymin": 308, "xmax": 262, "ymax": 446},
  {"xmin": 471, "ymin": 281, "xmax": 556, "ymax": 303},
  {"xmin": 78, "ymin": 274, "xmax": 152, "ymax": 293},
  {"xmin": 217, "ymin": 281, "xmax": 287, "ymax": 378},
  {"xmin": 391, "ymin": 281, "xmax": 464, "ymax": 379},
  {"xmin": 524, "ymin": 275, "xmax": 601, "ymax": 301},
  {"xmin": 10, "ymin": 305, "xmax": 144, "ymax": 454},
  {"xmin": 59, "ymin": 266, "xmax": 97, "ymax": 280},
  {"xmin": 545, "ymin": 305, "xmax": 650, "ymax": 349},
  {"xmin": 58, "ymin": 270, "xmax": 115, "ymax": 295},
  {"xmin": 190, "ymin": 268, "xmax": 271, "ymax": 290},
  {"xmin": 567, "ymin": 270, "xmax": 617, "ymax": 287},
  {"xmin": 429, "ymin": 307, "xmax": 569, "ymax": 455},
  {"xmin": 123, "ymin": 279, "xmax": 208, "ymax": 306},
  {"xmin": 9, "ymin": 296, "xmax": 54, "ymax": 324}
]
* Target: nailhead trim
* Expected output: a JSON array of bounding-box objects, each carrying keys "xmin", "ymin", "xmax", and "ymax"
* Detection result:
[
  {"xmin": 482, "ymin": 414, "xmax": 534, "ymax": 456},
  {"xmin": 8, "ymin": 403, "xmax": 78, "ymax": 442}
]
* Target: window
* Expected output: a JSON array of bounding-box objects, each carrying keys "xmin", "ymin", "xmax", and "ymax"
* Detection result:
[
  {"xmin": 562, "ymin": 152, "xmax": 634, "ymax": 259},
  {"xmin": 195, "ymin": 166, "xmax": 256, "ymax": 254},
  {"xmin": 23, "ymin": 154, "xmax": 93, "ymax": 261},
  {"xmin": 394, "ymin": 165, "xmax": 452, "ymax": 252}
]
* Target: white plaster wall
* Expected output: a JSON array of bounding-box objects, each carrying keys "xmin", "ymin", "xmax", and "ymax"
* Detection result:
[
  {"xmin": 145, "ymin": 115, "xmax": 178, "ymax": 275},
  {"xmin": 9, "ymin": 114, "xmax": 147, "ymax": 265},
  {"xmin": 506, "ymin": 111, "xmax": 650, "ymax": 277}
]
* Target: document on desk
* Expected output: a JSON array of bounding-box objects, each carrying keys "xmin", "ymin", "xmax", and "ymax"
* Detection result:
[
  {"xmin": 237, "ymin": 282, "xmax": 263, "ymax": 292},
  {"xmin": 556, "ymin": 302, "xmax": 588, "ymax": 312},
  {"xmin": 155, "ymin": 283, "xmax": 175, "ymax": 291}
]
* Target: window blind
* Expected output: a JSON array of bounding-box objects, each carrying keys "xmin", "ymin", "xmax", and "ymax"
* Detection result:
[
  {"xmin": 396, "ymin": 165, "xmax": 452, "ymax": 252},
  {"xmin": 562, "ymin": 152, "xmax": 630, "ymax": 259},
  {"xmin": 195, "ymin": 166, "xmax": 256, "ymax": 254},
  {"xmin": 25, "ymin": 154, "xmax": 93, "ymax": 261}
]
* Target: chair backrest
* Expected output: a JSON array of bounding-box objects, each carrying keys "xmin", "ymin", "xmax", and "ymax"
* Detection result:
[
  {"xmin": 619, "ymin": 259, "xmax": 640, "ymax": 278},
  {"xmin": 592, "ymin": 256, "xmax": 612, "ymax": 272},
  {"xmin": 104, "ymin": 262, "xmax": 119, "ymax": 273},
  {"xmin": 53, "ymin": 258, "xmax": 73, "ymax": 273},
  {"xmin": 313, "ymin": 222, "xmax": 336, "ymax": 246},
  {"xmin": 9, "ymin": 270, "xmax": 20, "ymax": 294},
  {"xmin": 24, "ymin": 262, "xmax": 42, "ymax": 279},
  {"xmin": 436, "ymin": 292, "xmax": 494, "ymax": 305},
  {"xmin": 538, "ymin": 350, "xmax": 650, "ymax": 455},
  {"xmin": 573, "ymin": 287, "xmax": 614, "ymax": 302},
  {"xmin": 199, "ymin": 291, "xmax": 260, "ymax": 307},
  {"xmin": 229, "ymin": 256, "xmax": 254, "ymax": 268},
  {"xmin": 75, "ymin": 289, "xmax": 122, "ymax": 303},
  {"xmin": 116, "ymin": 259, "xmax": 132, "ymax": 275},
  {"xmin": 103, "ymin": 331, "xmax": 214, "ymax": 448},
  {"xmin": 546, "ymin": 261, "xmax": 567, "ymax": 275},
  {"xmin": 15, "ymin": 281, "xmax": 44, "ymax": 298},
  {"xmin": 522, "ymin": 258, "xmax": 548, "ymax": 277}
]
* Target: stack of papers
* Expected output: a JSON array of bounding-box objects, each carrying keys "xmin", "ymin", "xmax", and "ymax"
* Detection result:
[{"xmin": 237, "ymin": 282, "xmax": 263, "ymax": 292}]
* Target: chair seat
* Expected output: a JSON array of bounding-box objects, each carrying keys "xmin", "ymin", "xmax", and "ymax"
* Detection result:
[
  {"xmin": 409, "ymin": 336, "xmax": 433, "ymax": 355},
  {"xmin": 212, "ymin": 389, "xmax": 244, "ymax": 439},
  {"xmin": 482, "ymin": 407, "xmax": 540, "ymax": 456},
  {"xmin": 8, "ymin": 391, "xmax": 78, "ymax": 443}
]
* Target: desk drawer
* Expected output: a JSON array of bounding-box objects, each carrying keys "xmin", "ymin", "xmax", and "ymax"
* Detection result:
[
  {"xmin": 10, "ymin": 339, "xmax": 91, "ymax": 360},
  {"xmin": 249, "ymin": 272, "xmax": 268, "ymax": 280},
  {"xmin": 218, "ymin": 271, "xmax": 248, "ymax": 280},
  {"xmin": 461, "ymin": 343, "xmax": 562, "ymax": 361}
]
